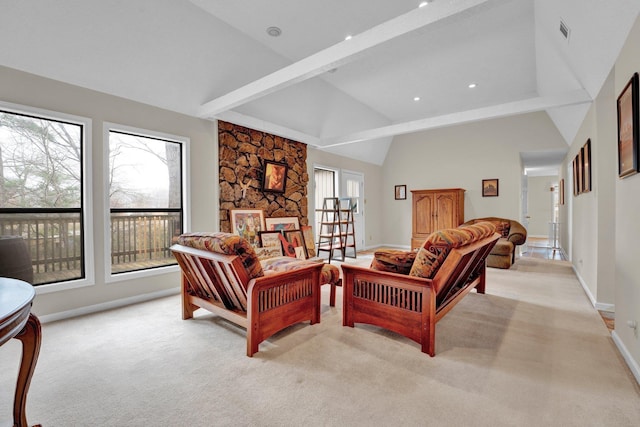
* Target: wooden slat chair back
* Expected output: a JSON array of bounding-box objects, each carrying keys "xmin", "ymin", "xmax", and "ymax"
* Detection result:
[
  {"xmin": 171, "ymin": 232, "xmax": 323, "ymax": 357},
  {"xmin": 342, "ymin": 225, "xmax": 499, "ymax": 357}
]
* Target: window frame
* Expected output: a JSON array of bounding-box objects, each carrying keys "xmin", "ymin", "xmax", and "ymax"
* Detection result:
[
  {"xmin": 0, "ymin": 100, "xmax": 95, "ymax": 294},
  {"xmin": 103, "ymin": 123, "xmax": 190, "ymax": 283}
]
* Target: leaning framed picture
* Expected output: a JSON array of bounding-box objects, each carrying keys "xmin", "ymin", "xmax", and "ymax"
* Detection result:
[
  {"xmin": 284, "ymin": 229, "xmax": 307, "ymax": 259},
  {"xmin": 265, "ymin": 216, "xmax": 300, "ymax": 232},
  {"xmin": 301, "ymin": 225, "xmax": 316, "ymax": 258},
  {"xmin": 259, "ymin": 230, "xmax": 283, "ymax": 248},
  {"xmin": 617, "ymin": 72, "xmax": 639, "ymax": 178},
  {"xmin": 482, "ymin": 179, "xmax": 499, "ymax": 197},
  {"xmin": 262, "ymin": 160, "xmax": 288, "ymax": 193},
  {"xmin": 230, "ymin": 209, "xmax": 265, "ymax": 246}
]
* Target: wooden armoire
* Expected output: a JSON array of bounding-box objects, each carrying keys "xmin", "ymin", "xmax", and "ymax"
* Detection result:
[{"xmin": 411, "ymin": 188, "xmax": 465, "ymax": 249}]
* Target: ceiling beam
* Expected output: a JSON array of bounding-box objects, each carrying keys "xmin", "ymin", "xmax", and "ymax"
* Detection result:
[
  {"xmin": 319, "ymin": 89, "xmax": 593, "ymax": 148},
  {"xmin": 215, "ymin": 110, "xmax": 320, "ymax": 146},
  {"xmin": 199, "ymin": 0, "xmax": 493, "ymax": 119}
]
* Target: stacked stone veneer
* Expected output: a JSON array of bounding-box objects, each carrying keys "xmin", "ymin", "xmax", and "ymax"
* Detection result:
[{"xmin": 218, "ymin": 121, "xmax": 309, "ymax": 232}]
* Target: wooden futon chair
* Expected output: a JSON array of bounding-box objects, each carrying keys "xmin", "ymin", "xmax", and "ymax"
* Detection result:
[
  {"xmin": 341, "ymin": 222, "xmax": 500, "ymax": 356},
  {"xmin": 171, "ymin": 232, "xmax": 324, "ymax": 356}
]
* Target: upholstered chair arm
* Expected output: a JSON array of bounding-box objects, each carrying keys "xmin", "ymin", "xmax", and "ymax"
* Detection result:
[{"xmin": 507, "ymin": 221, "xmax": 527, "ymax": 246}]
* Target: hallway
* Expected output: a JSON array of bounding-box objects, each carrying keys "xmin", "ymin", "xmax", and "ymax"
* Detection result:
[{"xmin": 521, "ymin": 237, "xmax": 564, "ymax": 261}]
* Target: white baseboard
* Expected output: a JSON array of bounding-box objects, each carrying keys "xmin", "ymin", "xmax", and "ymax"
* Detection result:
[
  {"xmin": 36, "ymin": 287, "xmax": 180, "ymax": 324},
  {"xmin": 612, "ymin": 331, "xmax": 640, "ymax": 386},
  {"xmin": 571, "ymin": 265, "xmax": 615, "ymax": 312}
]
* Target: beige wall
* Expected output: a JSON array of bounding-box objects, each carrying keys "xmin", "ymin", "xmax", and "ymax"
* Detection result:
[
  {"xmin": 0, "ymin": 65, "xmax": 218, "ymax": 318},
  {"xmin": 557, "ymin": 12, "xmax": 640, "ymax": 379},
  {"xmin": 381, "ymin": 113, "xmax": 567, "ymax": 246},
  {"xmin": 307, "ymin": 147, "xmax": 384, "ymax": 249},
  {"xmin": 612, "ymin": 13, "xmax": 640, "ymax": 376}
]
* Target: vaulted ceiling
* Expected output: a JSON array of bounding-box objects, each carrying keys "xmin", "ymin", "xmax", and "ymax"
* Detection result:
[{"xmin": 1, "ymin": 0, "xmax": 639, "ymax": 166}]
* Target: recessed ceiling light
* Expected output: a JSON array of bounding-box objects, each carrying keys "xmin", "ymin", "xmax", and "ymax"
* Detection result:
[
  {"xmin": 266, "ymin": 26, "xmax": 282, "ymax": 37},
  {"xmin": 468, "ymin": 83, "xmax": 477, "ymax": 89},
  {"xmin": 419, "ymin": 2, "xmax": 429, "ymax": 7},
  {"xmin": 345, "ymin": 35, "xmax": 352, "ymax": 41},
  {"xmin": 414, "ymin": 97, "xmax": 421, "ymax": 101}
]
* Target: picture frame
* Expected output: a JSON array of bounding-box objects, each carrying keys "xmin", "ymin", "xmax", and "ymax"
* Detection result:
[
  {"xmin": 559, "ymin": 178, "xmax": 565, "ymax": 205},
  {"xmin": 284, "ymin": 229, "xmax": 307, "ymax": 259},
  {"xmin": 301, "ymin": 225, "xmax": 316, "ymax": 258},
  {"xmin": 230, "ymin": 209, "xmax": 265, "ymax": 246},
  {"xmin": 572, "ymin": 156, "xmax": 578, "ymax": 196},
  {"xmin": 582, "ymin": 139, "xmax": 591, "ymax": 192},
  {"xmin": 577, "ymin": 149, "xmax": 583, "ymax": 194},
  {"xmin": 262, "ymin": 160, "xmax": 288, "ymax": 193},
  {"xmin": 394, "ymin": 185, "xmax": 406, "ymax": 200},
  {"xmin": 617, "ymin": 72, "xmax": 639, "ymax": 178},
  {"xmin": 265, "ymin": 216, "xmax": 300, "ymax": 232},
  {"xmin": 482, "ymin": 179, "xmax": 499, "ymax": 197},
  {"xmin": 278, "ymin": 233, "xmax": 297, "ymax": 257},
  {"xmin": 259, "ymin": 230, "xmax": 283, "ymax": 248},
  {"xmin": 254, "ymin": 245, "xmax": 283, "ymax": 260}
]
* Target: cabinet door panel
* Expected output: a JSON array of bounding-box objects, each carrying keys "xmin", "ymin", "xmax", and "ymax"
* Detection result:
[
  {"xmin": 435, "ymin": 193, "xmax": 457, "ymax": 230},
  {"xmin": 414, "ymin": 194, "xmax": 434, "ymax": 236}
]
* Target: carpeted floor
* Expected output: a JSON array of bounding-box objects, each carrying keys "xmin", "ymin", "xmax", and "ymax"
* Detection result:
[{"xmin": 1, "ymin": 257, "xmax": 639, "ymax": 426}]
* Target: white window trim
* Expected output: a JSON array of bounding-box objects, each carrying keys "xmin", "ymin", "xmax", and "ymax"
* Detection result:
[
  {"xmin": 102, "ymin": 122, "xmax": 191, "ymax": 284},
  {"xmin": 0, "ymin": 100, "xmax": 95, "ymax": 294}
]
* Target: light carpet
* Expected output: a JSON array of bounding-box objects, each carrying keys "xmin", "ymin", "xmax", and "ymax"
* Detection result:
[{"xmin": 1, "ymin": 257, "xmax": 639, "ymax": 426}]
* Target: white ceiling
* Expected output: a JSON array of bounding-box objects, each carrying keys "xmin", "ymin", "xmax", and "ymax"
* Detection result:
[{"xmin": 1, "ymin": 0, "xmax": 639, "ymax": 166}]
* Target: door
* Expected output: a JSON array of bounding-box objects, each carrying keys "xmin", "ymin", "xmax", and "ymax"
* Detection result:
[{"xmin": 341, "ymin": 170, "xmax": 365, "ymax": 250}]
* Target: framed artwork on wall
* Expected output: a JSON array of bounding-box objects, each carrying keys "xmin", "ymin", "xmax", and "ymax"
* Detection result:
[
  {"xmin": 582, "ymin": 139, "xmax": 592, "ymax": 192},
  {"xmin": 394, "ymin": 185, "xmax": 406, "ymax": 200},
  {"xmin": 262, "ymin": 160, "xmax": 288, "ymax": 193},
  {"xmin": 572, "ymin": 156, "xmax": 578, "ymax": 196},
  {"xmin": 230, "ymin": 209, "xmax": 265, "ymax": 246},
  {"xmin": 482, "ymin": 179, "xmax": 499, "ymax": 197},
  {"xmin": 577, "ymin": 149, "xmax": 584, "ymax": 194},
  {"xmin": 559, "ymin": 178, "xmax": 565, "ymax": 205},
  {"xmin": 617, "ymin": 72, "xmax": 639, "ymax": 178}
]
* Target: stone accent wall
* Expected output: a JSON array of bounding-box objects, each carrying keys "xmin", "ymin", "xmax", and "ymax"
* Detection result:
[{"xmin": 218, "ymin": 121, "xmax": 308, "ymax": 232}]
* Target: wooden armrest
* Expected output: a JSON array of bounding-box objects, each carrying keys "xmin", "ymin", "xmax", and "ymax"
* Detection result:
[{"xmin": 340, "ymin": 263, "xmax": 435, "ymax": 294}]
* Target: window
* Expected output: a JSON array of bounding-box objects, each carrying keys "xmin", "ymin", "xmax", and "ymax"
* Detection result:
[
  {"xmin": 106, "ymin": 126, "xmax": 187, "ymax": 276},
  {"xmin": 0, "ymin": 105, "xmax": 90, "ymax": 286},
  {"xmin": 313, "ymin": 167, "xmax": 338, "ymax": 241}
]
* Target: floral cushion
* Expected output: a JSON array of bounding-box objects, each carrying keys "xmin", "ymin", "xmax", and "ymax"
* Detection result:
[
  {"xmin": 261, "ymin": 256, "xmax": 340, "ymax": 285},
  {"xmin": 409, "ymin": 246, "xmax": 447, "ymax": 279},
  {"xmin": 370, "ymin": 250, "xmax": 417, "ymax": 275},
  {"xmin": 460, "ymin": 221, "xmax": 497, "ymax": 239},
  {"xmin": 177, "ymin": 232, "xmax": 264, "ymax": 280},
  {"xmin": 409, "ymin": 225, "xmax": 495, "ymax": 279},
  {"xmin": 495, "ymin": 221, "xmax": 511, "ymax": 238}
]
